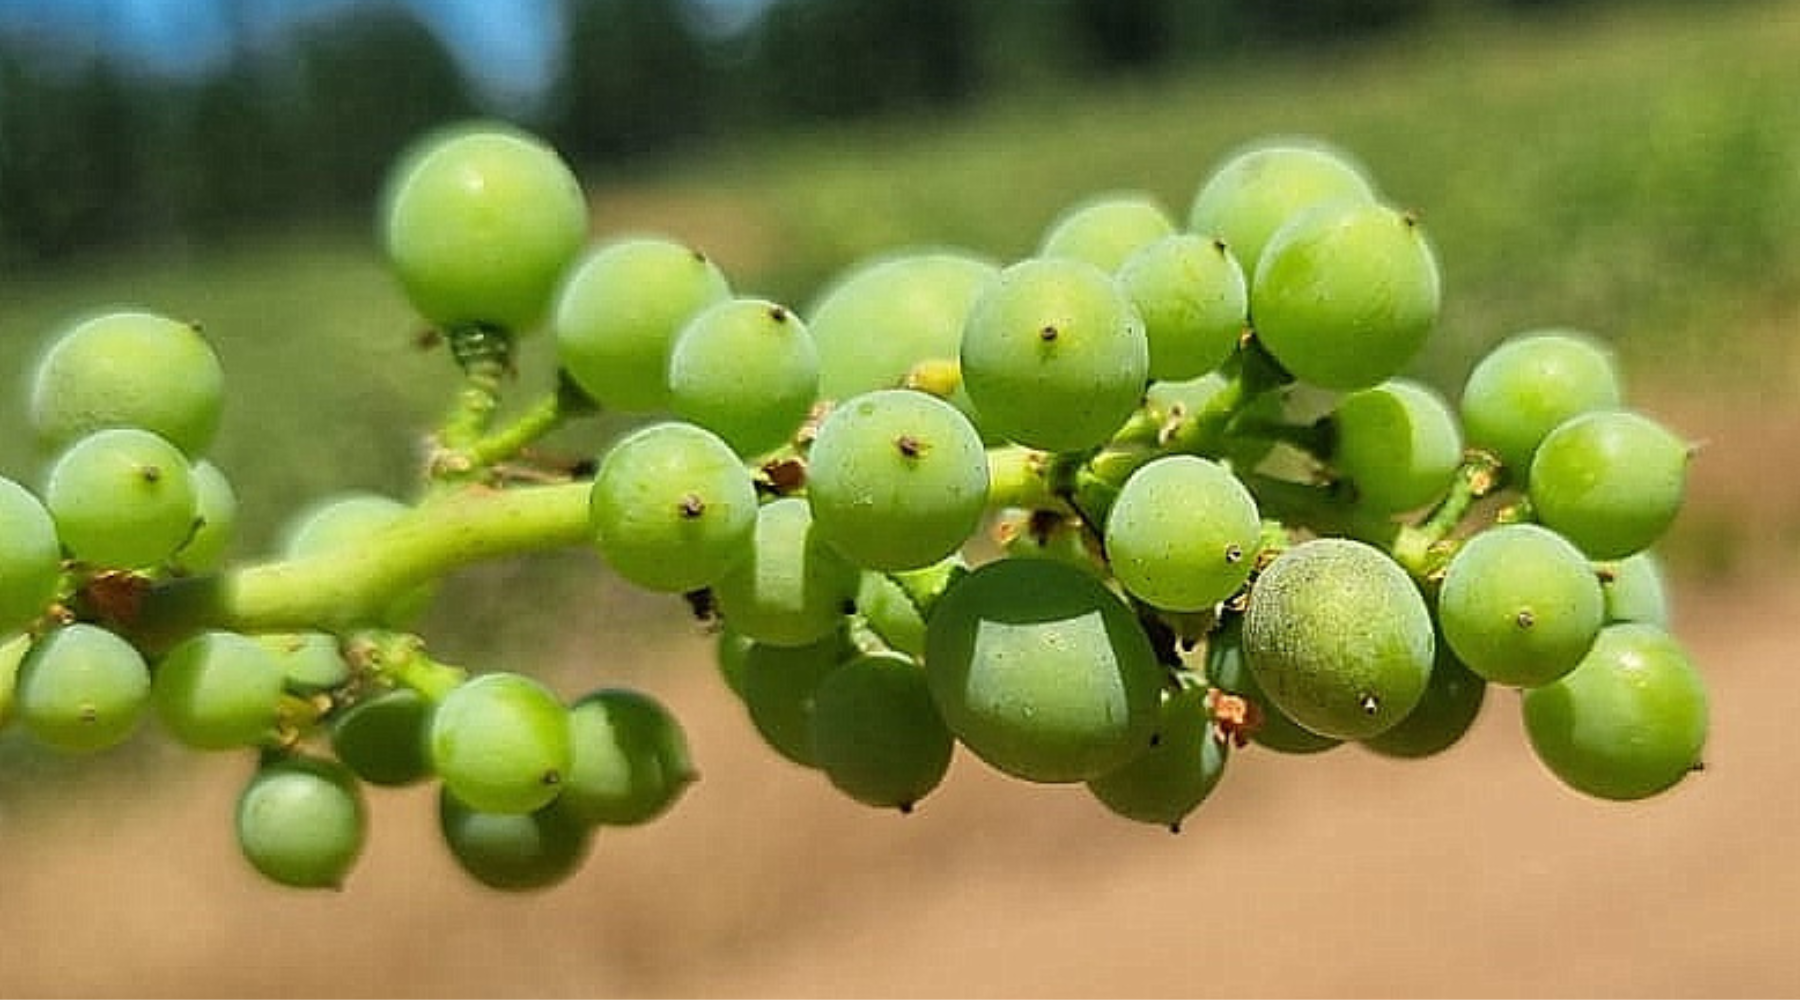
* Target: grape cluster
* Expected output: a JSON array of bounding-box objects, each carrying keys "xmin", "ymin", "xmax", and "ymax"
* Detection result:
[{"xmin": 0, "ymin": 122, "xmax": 1708, "ymax": 893}]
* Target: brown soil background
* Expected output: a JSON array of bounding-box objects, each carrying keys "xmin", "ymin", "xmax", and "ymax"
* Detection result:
[{"xmin": 1, "ymin": 390, "xmax": 1796, "ymax": 999}]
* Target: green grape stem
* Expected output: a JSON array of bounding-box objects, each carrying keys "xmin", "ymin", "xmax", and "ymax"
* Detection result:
[{"xmin": 343, "ymin": 630, "xmax": 468, "ymax": 702}]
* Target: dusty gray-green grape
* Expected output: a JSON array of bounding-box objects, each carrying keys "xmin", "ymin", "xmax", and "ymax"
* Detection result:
[
  {"xmin": 806, "ymin": 389, "xmax": 989, "ymax": 572},
  {"xmin": 1521, "ymin": 623, "xmax": 1707, "ymax": 801},
  {"xmin": 1457, "ymin": 329, "xmax": 1623, "ymax": 476},
  {"xmin": 1250, "ymin": 198, "xmax": 1441, "ymax": 391},
  {"xmin": 1086, "ymin": 683, "xmax": 1229, "ymax": 831},
  {"xmin": 923, "ymin": 557, "xmax": 1164, "ymax": 783},
  {"xmin": 152, "ymin": 630, "xmax": 287, "ymax": 750},
  {"xmin": 1598, "ymin": 551, "xmax": 1670, "ymax": 626},
  {"xmin": 1241, "ymin": 537, "xmax": 1434, "ymax": 740},
  {"xmin": 438, "ymin": 788, "xmax": 593, "ymax": 892},
  {"xmin": 589, "ymin": 420, "xmax": 758, "ymax": 594},
  {"xmin": 28, "ymin": 309, "xmax": 225, "ymax": 456},
  {"xmin": 667, "ymin": 297, "xmax": 819, "ymax": 458},
  {"xmin": 959, "ymin": 256, "xmax": 1149, "ymax": 453},
  {"xmin": 1329, "ymin": 378, "xmax": 1463, "ymax": 513},
  {"xmin": 1436, "ymin": 523, "xmax": 1605, "ymax": 688},
  {"xmin": 1118, "ymin": 233, "xmax": 1248, "ymax": 382},
  {"xmin": 1039, "ymin": 190, "xmax": 1177, "ymax": 272},
  {"xmin": 712, "ymin": 497, "xmax": 861, "ymax": 648},
  {"xmin": 808, "ymin": 650, "xmax": 955, "ymax": 811},
  {"xmin": 553, "ymin": 234, "xmax": 732, "ymax": 412},
  {"xmin": 558, "ymin": 687, "xmax": 697, "ymax": 826},
  {"xmin": 281, "ymin": 491, "xmax": 437, "ymax": 628},
  {"xmin": 1204, "ymin": 614, "xmax": 1342, "ymax": 755},
  {"xmin": 1103, "ymin": 454, "xmax": 1261, "ymax": 613},
  {"xmin": 235, "ymin": 755, "xmax": 367, "ymax": 890},
  {"xmin": 0, "ymin": 475, "xmax": 62, "ymax": 633},
  {"xmin": 740, "ymin": 627, "xmax": 855, "ymax": 768},
  {"xmin": 428, "ymin": 671, "xmax": 573, "ymax": 815},
  {"xmin": 13, "ymin": 622, "xmax": 150, "ymax": 752},
  {"xmin": 43, "ymin": 427, "xmax": 197, "ymax": 570},
  {"xmin": 1186, "ymin": 139, "xmax": 1377, "ymax": 285},
  {"xmin": 1362, "ymin": 639, "xmax": 1488, "ymax": 759},
  {"xmin": 331, "ymin": 686, "xmax": 434, "ymax": 787},
  {"xmin": 1527, "ymin": 409, "xmax": 1690, "ymax": 560}
]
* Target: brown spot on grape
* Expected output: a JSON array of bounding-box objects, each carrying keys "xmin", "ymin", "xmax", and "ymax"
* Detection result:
[
  {"xmin": 678, "ymin": 493, "xmax": 707, "ymax": 518},
  {"xmin": 1039, "ymin": 324, "xmax": 1059, "ymax": 342},
  {"xmin": 139, "ymin": 464, "xmax": 162, "ymax": 483},
  {"xmin": 896, "ymin": 434, "xmax": 924, "ymax": 459},
  {"xmin": 1515, "ymin": 609, "xmax": 1536, "ymax": 630},
  {"xmin": 1359, "ymin": 693, "xmax": 1380, "ymax": 715},
  {"xmin": 768, "ymin": 304, "xmax": 790, "ymax": 323},
  {"xmin": 1225, "ymin": 544, "xmax": 1244, "ymax": 564}
]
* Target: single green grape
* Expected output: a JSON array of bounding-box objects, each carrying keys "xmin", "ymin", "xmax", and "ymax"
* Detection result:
[
  {"xmin": 1250, "ymin": 198, "xmax": 1441, "ymax": 391},
  {"xmin": 558, "ymin": 687, "xmax": 698, "ymax": 827},
  {"xmin": 330, "ymin": 686, "xmax": 435, "ymax": 787},
  {"xmin": 1329, "ymin": 378, "xmax": 1463, "ymax": 514},
  {"xmin": 923, "ymin": 557, "xmax": 1164, "ymax": 784},
  {"xmin": 1117, "ymin": 232, "xmax": 1248, "ymax": 381},
  {"xmin": 1457, "ymin": 329, "xmax": 1623, "ymax": 476},
  {"xmin": 235, "ymin": 754, "xmax": 367, "ymax": 890},
  {"xmin": 1362, "ymin": 639, "xmax": 1488, "ymax": 759},
  {"xmin": 379, "ymin": 122, "xmax": 588, "ymax": 333},
  {"xmin": 739, "ymin": 628, "xmax": 855, "ymax": 768},
  {"xmin": 0, "ymin": 475, "xmax": 62, "ymax": 633},
  {"xmin": 806, "ymin": 389, "xmax": 990, "ymax": 572},
  {"xmin": 1521, "ymin": 623, "xmax": 1707, "ymax": 801},
  {"xmin": 1086, "ymin": 682, "xmax": 1229, "ymax": 831},
  {"xmin": 1436, "ymin": 523, "xmax": 1605, "ymax": 688},
  {"xmin": 438, "ymin": 788, "xmax": 593, "ymax": 892},
  {"xmin": 428, "ymin": 671, "xmax": 573, "ymax": 815},
  {"xmin": 1598, "ymin": 551, "xmax": 1670, "ymax": 626},
  {"xmin": 1186, "ymin": 138, "xmax": 1377, "ymax": 285},
  {"xmin": 170, "ymin": 458, "xmax": 238, "ymax": 574},
  {"xmin": 255, "ymin": 631, "xmax": 350, "ymax": 695},
  {"xmin": 43, "ymin": 427, "xmax": 197, "ymax": 569},
  {"xmin": 14, "ymin": 622, "xmax": 150, "ymax": 753},
  {"xmin": 667, "ymin": 297, "xmax": 819, "ymax": 458},
  {"xmin": 152, "ymin": 630, "xmax": 287, "ymax": 750},
  {"xmin": 959, "ymin": 256, "xmax": 1149, "ymax": 453},
  {"xmin": 588, "ymin": 420, "xmax": 758, "ymax": 594},
  {"xmin": 1241, "ymin": 537, "xmax": 1434, "ymax": 741},
  {"xmin": 553, "ymin": 234, "xmax": 732, "ymax": 412},
  {"xmin": 809, "ymin": 650, "xmax": 955, "ymax": 812},
  {"xmin": 712, "ymin": 497, "xmax": 861, "ymax": 648},
  {"xmin": 1103, "ymin": 454, "xmax": 1261, "ymax": 613},
  {"xmin": 1204, "ymin": 614, "xmax": 1342, "ymax": 755},
  {"xmin": 1039, "ymin": 190, "xmax": 1177, "ymax": 272},
  {"xmin": 280, "ymin": 490, "xmax": 436, "ymax": 627},
  {"xmin": 1528, "ymin": 409, "xmax": 1690, "ymax": 560},
  {"xmin": 28, "ymin": 309, "xmax": 225, "ymax": 457}
]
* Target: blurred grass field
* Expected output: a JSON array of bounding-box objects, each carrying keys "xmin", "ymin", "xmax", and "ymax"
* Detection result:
[{"xmin": 2, "ymin": 3, "xmax": 1799, "ymax": 996}]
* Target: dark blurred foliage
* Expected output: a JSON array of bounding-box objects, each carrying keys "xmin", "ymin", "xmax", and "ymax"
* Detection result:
[{"xmin": 0, "ymin": 0, "xmax": 1630, "ymax": 263}]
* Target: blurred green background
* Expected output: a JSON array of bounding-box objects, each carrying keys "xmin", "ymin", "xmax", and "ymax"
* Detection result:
[{"xmin": 1, "ymin": 1, "xmax": 1797, "ymax": 996}]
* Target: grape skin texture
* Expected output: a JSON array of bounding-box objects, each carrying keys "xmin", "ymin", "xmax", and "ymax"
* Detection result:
[
  {"xmin": 1104, "ymin": 454, "xmax": 1261, "ymax": 613},
  {"xmin": 666, "ymin": 298, "xmax": 819, "ymax": 458},
  {"xmin": 1436, "ymin": 522, "xmax": 1605, "ymax": 688},
  {"xmin": 28, "ymin": 310, "xmax": 225, "ymax": 456},
  {"xmin": 151, "ymin": 630, "xmax": 288, "ymax": 750},
  {"xmin": 235, "ymin": 756, "xmax": 367, "ymax": 889},
  {"xmin": 1527, "ymin": 409, "xmax": 1689, "ymax": 560},
  {"xmin": 43, "ymin": 427, "xmax": 198, "ymax": 570},
  {"xmin": 1457, "ymin": 329, "xmax": 1623, "ymax": 475},
  {"xmin": 429, "ymin": 672, "xmax": 573, "ymax": 815},
  {"xmin": 589, "ymin": 421, "xmax": 758, "ymax": 594},
  {"xmin": 14, "ymin": 622, "xmax": 151, "ymax": 753},
  {"xmin": 1330, "ymin": 378, "xmax": 1463, "ymax": 514},
  {"xmin": 1117, "ymin": 233, "xmax": 1248, "ymax": 382}
]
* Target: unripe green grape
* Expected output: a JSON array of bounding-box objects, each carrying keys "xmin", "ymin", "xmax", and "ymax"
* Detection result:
[
  {"xmin": 1, "ymin": 631, "xmax": 35, "ymax": 730},
  {"xmin": 429, "ymin": 671, "xmax": 573, "ymax": 815},
  {"xmin": 923, "ymin": 557, "xmax": 1164, "ymax": 784},
  {"xmin": 806, "ymin": 389, "xmax": 990, "ymax": 572},
  {"xmin": 1039, "ymin": 190, "xmax": 1177, "ymax": 272},
  {"xmin": 438, "ymin": 788, "xmax": 592, "ymax": 892},
  {"xmin": 1086, "ymin": 683, "xmax": 1229, "ymax": 831},
  {"xmin": 235, "ymin": 755, "xmax": 366, "ymax": 890},
  {"xmin": 281, "ymin": 491, "xmax": 436, "ymax": 627},
  {"xmin": 809, "ymin": 650, "xmax": 955, "ymax": 811},
  {"xmin": 740, "ymin": 628, "xmax": 854, "ymax": 768},
  {"xmin": 1362, "ymin": 640, "xmax": 1487, "ymax": 759},
  {"xmin": 854, "ymin": 556, "xmax": 964, "ymax": 658},
  {"xmin": 170, "ymin": 459, "xmax": 237, "ymax": 574},
  {"xmin": 1528, "ymin": 409, "xmax": 1690, "ymax": 560},
  {"xmin": 44, "ymin": 427, "xmax": 197, "ymax": 569},
  {"xmin": 959, "ymin": 256, "xmax": 1149, "ymax": 453},
  {"xmin": 712, "ymin": 497, "xmax": 861, "ymax": 648},
  {"xmin": 553, "ymin": 234, "xmax": 732, "ymax": 411},
  {"xmin": 589, "ymin": 421, "xmax": 758, "ymax": 593},
  {"xmin": 1204, "ymin": 614, "xmax": 1342, "ymax": 755},
  {"xmin": 1104, "ymin": 454, "xmax": 1261, "ymax": 613},
  {"xmin": 1330, "ymin": 378, "xmax": 1462, "ymax": 514},
  {"xmin": 1522, "ymin": 623, "xmax": 1707, "ymax": 801},
  {"xmin": 1437, "ymin": 523, "xmax": 1605, "ymax": 688},
  {"xmin": 330, "ymin": 686, "xmax": 434, "ymax": 787},
  {"xmin": 1241, "ymin": 537, "xmax": 1434, "ymax": 741},
  {"xmin": 256, "ymin": 631, "xmax": 350, "ymax": 695},
  {"xmin": 558, "ymin": 687, "xmax": 697, "ymax": 827},
  {"xmin": 152, "ymin": 630, "xmax": 287, "ymax": 750},
  {"xmin": 379, "ymin": 122, "xmax": 588, "ymax": 333},
  {"xmin": 1598, "ymin": 551, "xmax": 1670, "ymax": 626},
  {"xmin": 1457, "ymin": 329, "xmax": 1623, "ymax": 476},
  {"xmin": 28, "ymin": 309, "xmax": 224, "ymax": 456},
  {"xmin": 667, "ymin": 297, "xmax": 819, "ymax": 457},
  {"xmin": 1117, "ymin": 233, "xmax": 1248, "ymax": 381},
  {"xmin": 805, "ymin": 249, "xmax": 997, "ymax": 432},
  {"xmin": 13, "ymin": 623, "xmax": 150, "ymax": 752},
  {"xmin": 0, "ymin": 476, "xmax": 62, "ymax": 633},
  {"xmin": 1187, "ymin": 139, "xmax": 1377, "ymax": 285},
  {"xmin": 1250, "ymin": 199, "xmax": 1441, "ymax": 391}
]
